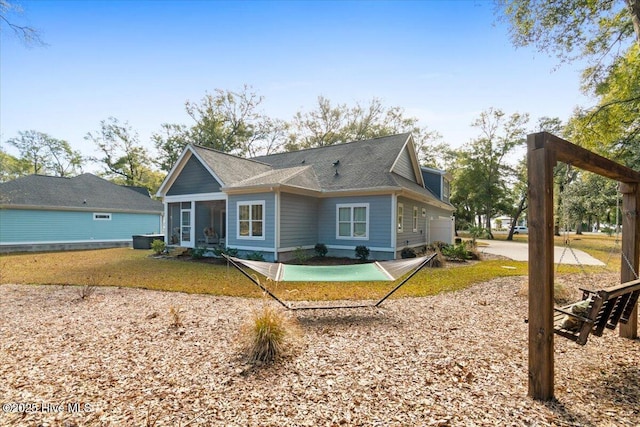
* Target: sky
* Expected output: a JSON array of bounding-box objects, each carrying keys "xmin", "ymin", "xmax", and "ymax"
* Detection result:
[{"xmin": 1, "ymin": 0, "xmax": 593, "ymax": 169}]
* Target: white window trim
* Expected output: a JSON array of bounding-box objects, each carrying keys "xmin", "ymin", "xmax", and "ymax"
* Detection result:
[
  {"xmin": 336, "ymin": 203, "xmax": 369, "ymax": 240},
  {"xmin": 397, "ymin": 203, "xmax": 404, "ymax": 233},
  {"xmin": 236, "ymin": 200, "xmax": 266, "ymax": 240},
  {"xmin": 93, "ymin": 213, "xmax": 112, "ymax": 221},
  {"xmin": 413, "ymin": 206, "xmax": 418, "ymax": 232}
]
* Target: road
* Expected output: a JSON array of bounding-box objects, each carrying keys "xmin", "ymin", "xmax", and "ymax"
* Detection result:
[{"xmin": 477, "ymin": 239, "xmax": 605, "ymax": 266}]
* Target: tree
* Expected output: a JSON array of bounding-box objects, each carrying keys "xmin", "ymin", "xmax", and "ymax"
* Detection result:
[
  {"xmin": 86, "ymin": 117, "xmax": 156, "ymax": 190},
  {"xmin": 0, "ymin": 0, "xmax": 46, "ymax": 46},
  {"xmin": 286, "ymin": 96, "xmax": 440, "ymax": 163},
  {"xmin": 0, "ymin": 146, "xmax": 30, "ymax": 182},
  {"xmin": 496, "ymin": 0, "xmax": 639, "ymax": 89},
  {"xmin": 151, "ymin": 123, "xmax": 189, "ymax": 173},
  {"xmin": 5, "ymin": 130, "xmax": 83, "ymax": 177},
  {"xmin": 450, "ymin": 108, "xmax": 529, "ymax": 238}
]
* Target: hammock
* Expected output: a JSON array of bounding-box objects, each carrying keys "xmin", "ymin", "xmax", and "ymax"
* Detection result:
[{"xmin": 223, "ymin": 253, "xmax": 437, "ymax": 310}]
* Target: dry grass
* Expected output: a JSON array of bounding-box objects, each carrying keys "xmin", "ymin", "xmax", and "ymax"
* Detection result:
[
  {"xmin": 0, "ymin": 248, "xmax": 532, "ymax": 302},
  {"xmin": 239, "ymin": 304, "xmax": 302, "ymax": 364}
]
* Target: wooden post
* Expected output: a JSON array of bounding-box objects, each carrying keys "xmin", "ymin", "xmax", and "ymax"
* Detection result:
[
  {"xmin": 527, "ymin": 133, "xmax": 557, "ymax": 401},
  {"xmin": 620, "ymin": 183, "xmax": 639, "ymax": 339}
]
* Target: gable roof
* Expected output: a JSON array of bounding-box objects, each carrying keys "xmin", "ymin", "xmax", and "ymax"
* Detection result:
[
  {"xmin": 0, "ymin": 173, "xmax": 163, "ymax": 213},
  {"xmin": 251, "ymin": 133, "xmax": 416, "ymax": 192}
]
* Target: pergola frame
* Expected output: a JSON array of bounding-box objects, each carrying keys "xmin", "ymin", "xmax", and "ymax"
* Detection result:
[{"xmin": 527, "ymin": 132, "xmax": 640, "ymax": 400}]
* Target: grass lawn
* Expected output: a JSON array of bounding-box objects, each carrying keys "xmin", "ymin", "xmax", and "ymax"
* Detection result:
[{"xmin": 0, "ymin": 233, "xmax": 622, "ymax": 301}]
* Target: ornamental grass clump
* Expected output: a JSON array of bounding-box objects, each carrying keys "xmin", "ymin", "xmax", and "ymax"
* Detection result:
[{"xmin": 241, "ymin": 305, "xmax": 301, "ymax": 365}]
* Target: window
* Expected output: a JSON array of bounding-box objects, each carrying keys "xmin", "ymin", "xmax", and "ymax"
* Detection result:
[
  {"xmin": 442, "ymin": 179, "xmax": 450, "ymax": 203},
  {"xmin": 93, "ymin": 213, "xmax": 111, "ymax": 221},
  {"xmin": 397, "ymin": 204, "xmax": 404, "ymax": 233},
  {"xmin": 336, "ymin": 203, "xmax": 369, "ymax": 239},
  {"xmin": 237, "ymin": 201, "xmax": 264, "ymax": 239},
  {"xmin": 413, "ymin": 206, "xmax": 418, "ymax": 232}
]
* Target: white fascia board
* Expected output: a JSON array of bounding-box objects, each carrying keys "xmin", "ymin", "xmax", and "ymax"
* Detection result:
[
  {"xmin": 156, "ymin": 146, "xmax": 194, "ymax": 197},
  {"xmin": 163, "ymin": 193, "xmax": 227, "ymax": 203}
]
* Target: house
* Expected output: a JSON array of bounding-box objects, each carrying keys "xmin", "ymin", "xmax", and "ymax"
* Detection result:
[
  {"xmin": 156, "ymin": 133, "xmax": 455, "ymax": 261},
  {"xmin": 0, "ymin": 173, "xmax": 163, "ymax": 253}
]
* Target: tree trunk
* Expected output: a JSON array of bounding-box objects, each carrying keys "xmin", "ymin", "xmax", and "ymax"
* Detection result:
[
  {"xmin": 508, "ymin": 195, "xmax": 528, "ymax": 241},
  {"xmin": 627, "ymin": 0, "xmax": 640, "ymax": 47}
]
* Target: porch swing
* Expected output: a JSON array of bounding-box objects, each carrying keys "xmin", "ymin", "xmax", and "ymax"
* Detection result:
[{"xmin": 552, "ymin": 173, "xmax": 640, "ymax": 345}]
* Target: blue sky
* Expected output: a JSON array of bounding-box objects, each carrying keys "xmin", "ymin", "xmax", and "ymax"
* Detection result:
[{"xmin": 1, "ymin": 0, "xmax": 591, "ymax": 165}]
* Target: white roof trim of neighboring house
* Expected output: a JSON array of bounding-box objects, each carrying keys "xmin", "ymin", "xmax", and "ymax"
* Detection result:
[{"xmin": 0, "ymin": 204, "xmax": 162, "ymax": 215}]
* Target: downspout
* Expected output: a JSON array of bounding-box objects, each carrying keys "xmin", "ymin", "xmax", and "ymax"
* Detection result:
[
  {"xmin": 391, "ymin": 194, "xmax": 397, "ymax": 258},
  {"xmin": 274, "ymin": 190, "xmax": 280, "ymax": 262}
]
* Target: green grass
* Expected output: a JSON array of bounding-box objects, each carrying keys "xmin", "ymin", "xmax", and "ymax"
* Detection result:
[{"xmin": 0, "ymin": 235, "xmax": 621, "ymax": 302}]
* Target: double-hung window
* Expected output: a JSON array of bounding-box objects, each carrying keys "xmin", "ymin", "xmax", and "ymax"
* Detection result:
[
  {"xmin": 413, "ymin": 206, "xmax": 419, "ymax": 232},
  {"xmin": 337, "ymin": 203, "xmax": 369, "ymax": 239},
  {"xmin": 237, "ymin": 201, "xmax": 264, "ymax": 239},
  {"xmin": 397, "ymin": 203, "xmax": 404, "ymax": 233}
]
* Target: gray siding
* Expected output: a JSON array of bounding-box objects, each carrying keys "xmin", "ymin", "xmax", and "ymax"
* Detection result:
[
  {"xmin": 279, "ymin": 193, "xmax": 318, "ymax": 248},
  {"xmin": 396, "ymin": 196, "xmax": 428, "ymax": 249},
  {"xmin": 317, "ymin": 195, "xmax": 392, "ymax": 248},
  {"xmin": 392, "ymin": 147, "xmax": 417, "ymax": 182},
  {"xmin": 227, "ymin": 192, "xmax": 276, "ymax": 250},
  {"xmin": 167, "ymin": 155, "xmax": 221, "ymax": 196}
]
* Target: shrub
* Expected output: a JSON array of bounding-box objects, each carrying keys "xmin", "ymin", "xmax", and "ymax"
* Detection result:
[
  {"xmin": 214, "ymin": 247, "xmax": 239, "ymax": 257},
  {"xmin": 241, "ymin": 305, "xmax": 301, "ymax": 364},
  {"xmin": 441, "ymin": 243, "xmax": 470, "ymax": 261},
  {"xmin": 247, "ymin": 251, "xmax": 265, "ymax": 261},
  {"xmin": 293, "ymin": 247, "xmax": 309, "ymax": 263},
  {"xmin": 401, "ymin": 247, "xmax": 417, "ymax": 258},
  {"xmin": 151, "ymin": 239, "xmax": 166, "ymax": 255},
  {"xmin": 428, "ymin": 241, "xmax": 448, "ymax": 252},
  {"xmin": 427, "ymin": 249, "xmax": 446, "ymax": 268},
  {"xmin": 355, "ymin": 245, "xmax": 370, "ymax": 261},
  {"xmin": 314, "ymin": 243, "xmax": 328, "ymax": 258},
  {"xmin": 190, "ymin": 246, "xmax": 206, "ymax": 259}
]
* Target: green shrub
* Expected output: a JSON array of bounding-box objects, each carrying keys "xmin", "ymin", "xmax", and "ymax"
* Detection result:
[
  {"xmin": 214, "ymin": 247, "xmax": 239, "ymax": 257},
  {"xmin": 441, "ymin": 243, "xmax": 470, "ymax": 261},
  {"xmin": 355, "ymin": 245, "xmax": 370, "ymax": 261},
  {"xmin": 293, "ymin": 247, "xmax": 309, "ymax": 263},
  {"xmin": 314, "ymin": 243, "xmax": 328, "ymax": 258},
  {"xmin": 151, "ymin": 239, "xmax": 166, "ymax": 255},
  {"xmin": 401, "ymin": 247, "xmax": 417, "ymax": 258},
  {"xmin": 247, "ymin": 251, "xmax": 265, "ymax": 261},
  {"xmin": 191, "ymin": 246, "xmax": 206, "ymax": 259}
]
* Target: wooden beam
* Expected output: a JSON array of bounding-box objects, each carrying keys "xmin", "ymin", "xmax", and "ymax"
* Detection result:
[
  {"xmin": 620, "ymin": 184, "xmax": 639, "ymax": 339},
  {"xmin": 527, "ymin": 133, "xmax": 557, "ymax": 401},
  {"xmin": 530, "ymin": 132, "xmax": 640, "ymax": 184}
]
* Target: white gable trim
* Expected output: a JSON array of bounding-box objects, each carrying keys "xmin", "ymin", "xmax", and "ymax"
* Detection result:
[
  {"xmin": 389, "ymin": 134, "xmax": 425, "ymax": 187},
  {"xmin": 155, "ymin": 145, "xmax": 225, "ymax": 197}
]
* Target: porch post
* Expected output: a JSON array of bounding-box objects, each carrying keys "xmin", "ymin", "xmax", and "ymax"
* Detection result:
[
  {"xmin": 620, "ymin": 183, "xmax": 639, "ymax": 339},
  {"xmin": 527, "ymin": 133, "xmax": 556, "ymax": 401}
]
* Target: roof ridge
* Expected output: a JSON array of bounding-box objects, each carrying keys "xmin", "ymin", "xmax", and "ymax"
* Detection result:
[
  {"xmin": 192, "ymin": 144, "xmax": 271, "ymax": 166},
  {"xmin": 254, "ymin": 132, "xmax": 411, "ymax": 159}
]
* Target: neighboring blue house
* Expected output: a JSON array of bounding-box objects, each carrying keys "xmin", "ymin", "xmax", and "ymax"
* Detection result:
[
  {"xmin": 156, "ymin": 133, "xmax": 455, "ymax": 261},
  {"xmin": 0, "ymin": 173, "xmax": 163, "ymax": 253}
]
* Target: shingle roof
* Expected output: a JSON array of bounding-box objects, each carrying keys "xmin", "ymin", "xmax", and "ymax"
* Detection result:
[
  {"xmin": 227, "ymin": 165, "xmax": 322, "ymax": 191},
  {"xmin": 191, "ymin": 145, "xmax": 272, "ymax": 185},
  {"xmin": 252, "ymin": 133, "xmax": 412, "ymax": 191},
  {"xmin": 0, "ymin": 173, "xmax": 163, "ymax": 213}
]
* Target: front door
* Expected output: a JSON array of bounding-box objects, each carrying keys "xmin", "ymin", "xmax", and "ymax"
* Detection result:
[{"xmin": 180, "ymin": 206, "xmax": 192, "ymax": 246}]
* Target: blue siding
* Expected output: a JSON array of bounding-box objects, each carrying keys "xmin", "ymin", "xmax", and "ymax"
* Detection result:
[
  {"xmin": 0, "ymin": 209, "xmax": 161, "ymax": 243},
  {"xmin": 279, "ymin": 193, "xmax": 318, "ymax": 248},
  {"xmin": 317, "ymin": 195, "xmax": 392, "ymax": 248},
  {"xmin": 226, "ymin": 193, "xmax": 275, "ymax": 250},
  {"xmin": 167, "ymin": 155, "xmax": 221, "ymax": 196},
  {"xmin": 392, "ymin": 147, "xmax": 417, "ymax": 182}
]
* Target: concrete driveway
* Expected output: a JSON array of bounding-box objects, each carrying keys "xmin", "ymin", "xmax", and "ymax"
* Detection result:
[{"xmin": 477, "ymin": 239, "xmax": 605, "ymax": 266}]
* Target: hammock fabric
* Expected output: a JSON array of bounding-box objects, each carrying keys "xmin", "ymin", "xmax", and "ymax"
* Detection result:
[
  {"xmin": 224, "ymin": 253, "xmax": 436, "ymax": 310},
  {"xmin": 227, "ymin": 255, "xmax": 431, "ymax": 282}
]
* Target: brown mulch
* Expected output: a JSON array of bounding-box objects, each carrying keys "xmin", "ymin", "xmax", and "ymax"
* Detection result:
[{"xmin": 1, "ymin": 272, "xmax": 638, "ymax": 426}]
